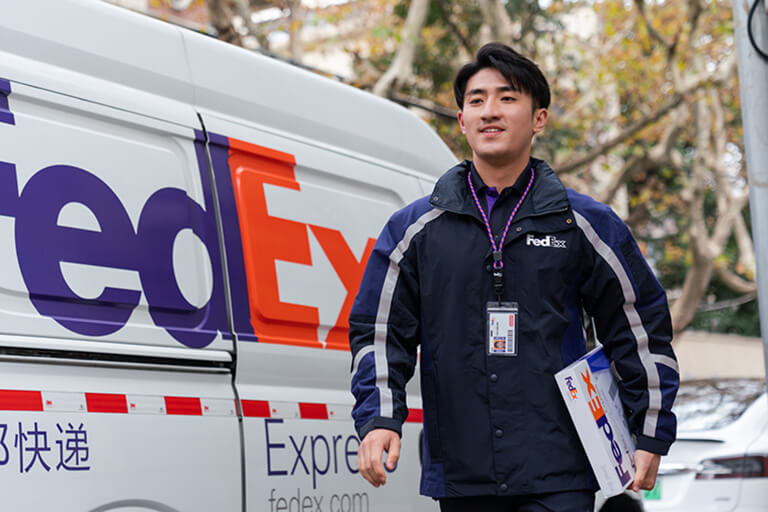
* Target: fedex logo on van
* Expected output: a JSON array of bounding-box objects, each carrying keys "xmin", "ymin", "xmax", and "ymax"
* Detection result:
[
  {"xmin": 0, "ymin": 153, "xmax": 230, "ymax": 348},
  {"xmin": 206, "ymin": 133, "xmax": 377, "ymax": 351},
  {"xmin": 0, "ymin": 80, "xmax": 375, "ymax": 350},
  {"xmin": 581, "ymin": 367, "xmax": 632, "ymax": 486}
]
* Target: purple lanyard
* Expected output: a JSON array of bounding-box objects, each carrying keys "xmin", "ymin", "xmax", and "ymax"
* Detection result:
[{"xmin": 467, "ymin": 168, "xmax": 535, "ymax": 301}]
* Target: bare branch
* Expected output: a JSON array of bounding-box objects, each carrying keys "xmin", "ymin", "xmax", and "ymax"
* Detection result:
[
  {"xmin": 714, "ymin": 264, "xmax": 758, "ymax": 294},
  {"xmin": 478, "ymin": 0, "xmax": 515, "ymax": 46},
  {"xmin": 687, "ymin": 0, "xmax": 704, "ymax": 41},
  {"xmin": 436, "ymin": 2, "xmax": 474, "ymax": 56},
  {"xmin": 556, "ymin": 55, "xmax": 735, "ymax": 175},
  {"xmin": 734, "ymin": 213, "xmax": 757, "ymax": 276},
  {"xmin": 556, "ymin": 94, "xmax": 684, "ymax": 174},
  {"xmin": 697, "ymin": 292, "xmax": 757, "ymax": 312},
  {"xmin": 234, "ymin": 0, "xmax": 260, "ymax": 47},
  {"xmin": 207, "ymin": 0, "xmax": 244, "ymax": 47},
  {"xmin": 372, "ymin": 0, "xmax": 430, "ymax": 98},
  {"xmin": 597, "ymin": 155, "xmax": 651, "ymax": 205},
  {"xmin": 671, "ymin": 248, "xmax": 715, "ymax": 333},
  {"xmin": 286, "ymin": 0, "xmax": 303, "ymax": 61},
  {"xmin": 391, "ymin": 93, "xmax": 457, "ymax": 120},
  {"xmin": 633, "ymin": 0, "xmax": 674, "ymax": 50},
  {"xmin": 710, "ymin": 192, "xmax": 750, "ymax": 250}
]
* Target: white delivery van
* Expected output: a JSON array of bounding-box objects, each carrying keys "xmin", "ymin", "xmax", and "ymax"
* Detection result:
[{"xmin": 0, "ymin": 0, "xmax": 456, "ymax": 510}]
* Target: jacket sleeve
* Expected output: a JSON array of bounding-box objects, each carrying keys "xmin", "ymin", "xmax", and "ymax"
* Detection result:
[
  {"xmin": 348, "ymin": 209, "xmax": 423, "ymax": 440},
  {"xmin": 574, "ymin": 203, "xmax": 679, "ymax": 455}
]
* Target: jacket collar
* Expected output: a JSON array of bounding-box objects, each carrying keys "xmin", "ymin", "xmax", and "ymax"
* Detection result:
[
  {"xmin": 429, "ymin": 158, "xmax": 569, "ymax": 220},
  {"xmin": 468, "ymin": 161, "xmax": 532, "ymax": 198}
]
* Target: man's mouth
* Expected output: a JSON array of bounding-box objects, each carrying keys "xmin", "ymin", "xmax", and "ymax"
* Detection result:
[{"xmin": 481, "ymin": 127, "xmax": 503, "ymax": 133}]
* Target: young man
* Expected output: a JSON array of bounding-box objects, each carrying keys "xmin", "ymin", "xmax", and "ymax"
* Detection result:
[{"xmin": 349, "ymin": 43, "xmax": 679, "ymax": 511}]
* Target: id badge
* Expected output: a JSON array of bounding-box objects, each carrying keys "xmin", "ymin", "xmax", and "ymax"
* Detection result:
[{"xmin": 487, "ymin": 302, "xmax": 518, "ymax": 356}]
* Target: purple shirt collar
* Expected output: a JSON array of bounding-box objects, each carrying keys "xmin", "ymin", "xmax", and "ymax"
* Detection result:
[{"xmin": 469, "ymin": 161, "xmax": 532, "ymax": 214}]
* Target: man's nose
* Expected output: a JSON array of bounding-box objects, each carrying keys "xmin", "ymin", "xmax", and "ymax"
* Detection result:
[{"xmin": 481, "ymin": 99, "xmax": 500, "ymax": 119}]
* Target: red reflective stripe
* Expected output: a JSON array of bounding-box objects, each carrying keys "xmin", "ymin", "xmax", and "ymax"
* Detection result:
[
  {"xmin": 164, "ymin": 396, "xmax": 202, "ymax": 416},
  {"xmin": 299, "ymin": 402, "xmax": 328, "ymax": 420},
  {"xmin": 85, "ymin": 393, "xmax": 128, "ymax": 413},
  {"xmin": 0, "ymin": 390, "xmax": 43, "ymax": 411},
  {"xmin": 406, "ymin": 408, "xmax": 423, "ymax": 423},
  {"xmin": 241, "ymin": 400, "xmax": 271, "ymax": 418}
]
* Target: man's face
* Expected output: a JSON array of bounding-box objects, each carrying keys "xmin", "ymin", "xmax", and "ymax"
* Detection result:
[{"xmin": 457, "ymin": 67, "xmax": 547, "ymax": 167}]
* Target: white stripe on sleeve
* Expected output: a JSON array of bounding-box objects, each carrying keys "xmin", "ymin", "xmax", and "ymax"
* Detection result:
[
  {"xmin": 372, "ymin": 208, "xmax": 444, "ymax": 418},
  {"xmin": 574, "ymin": 210, "xmax": 672, "ymax": 438}
]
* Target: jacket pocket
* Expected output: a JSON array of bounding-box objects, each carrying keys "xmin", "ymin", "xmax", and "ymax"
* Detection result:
[{"xmin": 421, "ymin": 372, "xmax": 444, "ymax": 461}]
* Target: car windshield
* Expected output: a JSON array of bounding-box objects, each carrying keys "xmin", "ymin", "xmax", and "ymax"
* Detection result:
[{"xmin": 674, "ymin": 379, "xmax": 766, "ymax": 431}]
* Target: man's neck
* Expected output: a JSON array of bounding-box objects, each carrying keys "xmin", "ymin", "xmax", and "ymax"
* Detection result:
[{"xmin": 473, "ymin": 152, "xmax": 531, "ymax": 191}]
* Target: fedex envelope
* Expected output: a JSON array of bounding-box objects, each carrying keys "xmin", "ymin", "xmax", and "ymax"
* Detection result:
[{"xmin": 555, "ymin": 346, "xmax": 635, "ymax": 497}]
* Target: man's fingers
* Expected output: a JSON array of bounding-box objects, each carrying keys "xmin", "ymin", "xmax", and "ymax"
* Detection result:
[
  {"xmin": 637, "ymin": 471, "xmax": 656, "ymax": 491},
  {"xmin": 358, "ymin": 437, "xmax": 379, "ymax": 487},
  {"xmin": 358, "ymin": 430, "xmax": 395, "ymax": 487},
  {"xmin": 631, "ymin": 471, "xmax": 645, "ymax": 492},
  {"xmin": 357, "ymin": 429, "xmax": 403, "ymax": 487},
  {"xmin": 632, "ymin": 450, "xmax": 661, "ymax": 492},
  {"xmin": 631, "ymin": 473, "xmax": 655, "ymax": 492},
  {"xmin": 385, "ymin": 436, "xmax": 401, "ymax": 470},
  {"xmin": 370, "ymin": 444, "xmax": 387, "ymax": 485}
]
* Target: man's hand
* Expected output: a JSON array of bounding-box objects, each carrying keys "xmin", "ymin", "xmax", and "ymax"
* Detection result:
[
  {"xmin": 631, "ymin": 449, "xmax": 661, "ymax": 492},
  {"xmin": 357, "ymin": 428, "xmax": 401, "ymax": 488}
]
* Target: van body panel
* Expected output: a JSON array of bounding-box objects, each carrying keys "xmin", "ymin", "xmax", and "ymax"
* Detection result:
[
  {"xmin": 0, "ymin": 334, "xmax": 232, "ymax": 363},
  {"xmin": 182, "ymin": 30, "xmax": 456, "ymax": 179},
  {"xmin": 0, "ymin": 0, "xmax": 197, "ymax": 127},
  {"xmin": 0, "ymin": 80, "xmax": 231, "ymax": 353},
  {"xmin": 0, "ymin": 359, "xmax": 241, "ymax": 511},
  {"xmin": 236, "ymin": 342, "xmax": 431, "ymax": 510}
]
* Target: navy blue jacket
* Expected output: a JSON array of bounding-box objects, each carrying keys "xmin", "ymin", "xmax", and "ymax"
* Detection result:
[{"xmin": 349, "ymin": 159, "xmax": 679, "ymax": 498}]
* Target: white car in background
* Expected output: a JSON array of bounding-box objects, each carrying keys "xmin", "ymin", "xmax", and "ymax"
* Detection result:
[
  {"xmin": 597, "ymin": 378, "xmax": 767, "ymax": 512},
  {"xmin": 642, "ymin": 378, "xmax": 768, "ymax": 511}
]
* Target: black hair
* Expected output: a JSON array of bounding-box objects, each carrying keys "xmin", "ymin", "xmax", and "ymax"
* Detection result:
[{"xmin": 453, "ymin": 43, "xmax": 551, "ymax": 111}]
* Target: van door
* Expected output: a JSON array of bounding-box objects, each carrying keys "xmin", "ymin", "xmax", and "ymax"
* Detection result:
[{"xmin": 0, "ymin": 5, "xmax": 241, "ymax": 507}]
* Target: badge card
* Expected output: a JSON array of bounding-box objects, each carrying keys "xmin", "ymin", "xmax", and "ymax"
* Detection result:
[{"xmin": 486, "ymin": 302, "xmax": 518, "ymax": 356}]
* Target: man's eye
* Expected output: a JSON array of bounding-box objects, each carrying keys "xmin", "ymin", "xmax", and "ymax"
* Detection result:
[
  {"xmin": 468, "ymin": 98, "xmax": 482, "ymax": 105},
  {"xmin": 502, "ymin": 96, "xmax": 517, "ymax": 102}
]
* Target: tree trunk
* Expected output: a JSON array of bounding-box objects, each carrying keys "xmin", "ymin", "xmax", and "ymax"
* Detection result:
[
  {"xmin": 670, "ymin": 85, "xmax": 753, "ymax": 332},
  {"xmin": 234, "ymin": 0, "xmax": 260, "ymax": 48},
  {"xmin": 478, "ymin": 0, "xmax": 515, "ymax": 46},
  {"xmin": 734, "ymin": 214, "xmax": 757, "ymax": 277},
  {"xmin": 671, "ymin": 248, "xmax": 715, "ymax": 332},
  {"xmin": 372, "ymin": 0, "xmax": 429, "ymax": 98},
  {"xmin": 286, "ymin": 0, "xmax": 303, "ymax": 61}
]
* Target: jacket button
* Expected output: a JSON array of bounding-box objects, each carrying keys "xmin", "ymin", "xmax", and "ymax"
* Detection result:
[
  {"xmin": 516, "ymin": 227, "xmax": 522, "ymax": 232},
  {"xmin": 495, "ymin": 429, "xmax": 503, "ymax": 438},
  {"xmin": 500, "ymin": 483, "xmax": 508, "ymax": 492},
  {"xmin": 566, "ymin": 218, "xmax": 572, "ymax": 224},
  {"xmin": 486, "ymin": 264, "xmax": 492, "ymax": 272},
  {"xmin": 490, "ymin": 373, "xmax": 498, "ymax": 382}
]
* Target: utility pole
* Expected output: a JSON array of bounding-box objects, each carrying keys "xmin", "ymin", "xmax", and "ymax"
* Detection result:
[{"xmin": 733, "ymin": 0, "xmax": 768, "ymax": 388}]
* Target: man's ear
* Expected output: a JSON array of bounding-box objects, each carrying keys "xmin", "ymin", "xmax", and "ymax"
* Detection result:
[
  {"xmin": 457, "ymin": 109, "xmax": 466, "ymax": 135},
  {"xmin": 532, "ymin": 108, "xmax": 548, "ymax": 135}
]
